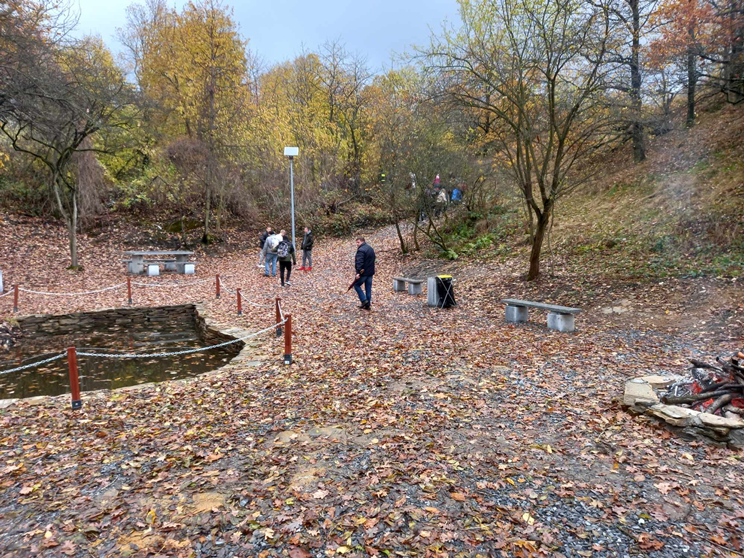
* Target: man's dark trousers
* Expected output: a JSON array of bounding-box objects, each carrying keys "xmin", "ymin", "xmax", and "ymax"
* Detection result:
[{"xmin": 354, "ymin": 276, "xmax": 373, "ymax": 305}]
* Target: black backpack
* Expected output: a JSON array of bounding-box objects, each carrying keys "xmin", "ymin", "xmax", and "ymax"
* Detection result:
[{"xmin": 277, "ymin": 240, "xmax": 290, "ymax": 258}]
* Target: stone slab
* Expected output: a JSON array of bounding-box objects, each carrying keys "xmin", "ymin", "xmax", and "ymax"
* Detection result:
[
  {"xmin": 624, "ymin": 379, "xmax": 660, "ymax": 408},
  {"xmin": 648, "ymin": 403, "xmax": 699, "ymax": 426},
  {"xmin": 502, "ymin": 298, "xmax": 581, "ymax": 314},
  {"xmin": 638, "ymin": 374, "xmax": 684, "ymax": 389}
]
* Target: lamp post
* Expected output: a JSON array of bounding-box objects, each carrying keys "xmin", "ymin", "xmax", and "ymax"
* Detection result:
[{"xmin": 284, "ymin": 147, "xmax": 299, "ymax": 248}]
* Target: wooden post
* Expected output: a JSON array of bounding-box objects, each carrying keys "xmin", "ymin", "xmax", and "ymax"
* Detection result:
[
  {"xmin": 237, "ymin": 288, "xmax": 242, "ymax": 315},
  {"xmin": 284, "ymin": 314, "xmax": 292, "ymax": 365},
  {"xmin": 275, "ymin": 297, "xmax": 282, "ymax": 337},
  {"xmin": 13, "ymin": 285, "xmax": 18, "ymax": 313},
  {"xmin": 127, "ymin": 277, "xmax": 132, "ymax": 305},
  {"xmin": 67, "ymin": 347, "xmax": 82, "ymax": 410},
  {"xmin": 216, "ymin": 274, "xmax": 220, "ymax": 299}
]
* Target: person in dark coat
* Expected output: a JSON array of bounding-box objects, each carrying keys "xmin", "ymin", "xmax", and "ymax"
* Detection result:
[
  {"xmin": 353, "ymin": 237, "xmax": 376, "ymax": 310},
  {"xmin": 258, "ymin": 226, "xmax": 272, "ymax": 267},
  {"xmin": 299, "ymin": 226, "xmax": 314, "ymax": 270}
]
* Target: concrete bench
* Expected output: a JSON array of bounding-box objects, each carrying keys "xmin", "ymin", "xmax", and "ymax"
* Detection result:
[
  {"xmin": 123, "ymin": 258, "xmax": 185, "ymax": 273},
  {"xmin": 501, "ymin": 298, "xmax": 581, "ymax": 333},
  {"xmin": 393, "ymin": 277, "xmax": 424, "ymax": 295}
]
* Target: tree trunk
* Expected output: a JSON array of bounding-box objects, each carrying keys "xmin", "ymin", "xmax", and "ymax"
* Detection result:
[
  {"xmin": 687, "ymin": 46, "xmax": 697, "ymax": 127},
  {"xmin": 527, "ymin": 210, "xmax": 550, "ymax": 281},
  {"xmin": 203, "ymin": 184, "xmax": 211, "ymax": 244},
  {"xmin": 630, "ymin": 0, "xmax": 646, "ymax": 162},
  {"xmin": 395, "ymin": 220, "xmax": 407, "ymax": 254},
  {"xmin": 51, "ymin": 171, "xmax": 79, "ymax": 269},
  {"xmin": 69, "ymin": 192, "xmax": 78, "ymax": 268},
  {"xmin": 181, "ymin": 215, "xmax": 189, "ymax": 248}
]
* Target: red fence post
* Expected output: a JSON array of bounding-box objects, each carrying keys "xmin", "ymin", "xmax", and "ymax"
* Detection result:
[
  {"xmin": 13, "ymin": 285, "xmax": 18, "ymax": 313},
  {"xmin": 67, "ymin": 347, "xmax": 82, "ymax": 410},
  {"xmin": 284, "ymin": 314, "xmax": 292, "ymax": 365},
  {"xmin": 275, "ymin": 297, "xmax": 282, "ymax": 337},
  {"xmin": 237, "ymin": 288, "xmax": 242, "ymax": 316},
  {"xmin": 216, "ymin": 274, "xmax": 221, "ymax": 299},
  {"xmin": 127, "ymin": 277, "xmax": 132, "ymax": 305}
]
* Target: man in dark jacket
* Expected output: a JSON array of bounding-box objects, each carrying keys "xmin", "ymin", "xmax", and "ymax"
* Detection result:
[
  {"xmin": 299, "ymin": 226, "xmax": 314, "ymax": 271},
  {"xmin": 258, "ymin": 226, "xmax": 272, "ymax": 268},
  {"xmin": 353, "ymin": 237, "xmax": 376, "ymax": 310}
]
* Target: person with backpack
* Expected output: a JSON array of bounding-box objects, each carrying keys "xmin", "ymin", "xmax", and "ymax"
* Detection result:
[
  {"xmin": 353, "ymin": 237, "xmax": 376, "ymax": 310},
  {"xmin": 277, "ymin": 231, "xmax": 296, "ymax": 287},
  {"xmin": 298, "ymin": 226, "xmax": 314, "ymax": 271},
  {"xmin": 263, "ymin": 230, "xmax": 283, "ymax": 277},
  {"xmin": 258, "ymin": 226, "xmax": 273, "ymax": 268}
]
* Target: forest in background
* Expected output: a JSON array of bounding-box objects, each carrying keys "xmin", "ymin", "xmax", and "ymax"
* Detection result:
[{"xmin": 0, "ymin": 0, "xmax": 742, "ymax": 279}]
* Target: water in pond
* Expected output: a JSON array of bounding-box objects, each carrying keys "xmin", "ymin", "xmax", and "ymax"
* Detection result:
[{"xmin": 0, "ymin": 321, "xmax": 241, "ymax": 400}]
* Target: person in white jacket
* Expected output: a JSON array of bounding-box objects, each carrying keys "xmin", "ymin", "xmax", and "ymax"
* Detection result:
[{"xmin": 263, "ymin": 232, "xmax": 283, "ymax": 277}]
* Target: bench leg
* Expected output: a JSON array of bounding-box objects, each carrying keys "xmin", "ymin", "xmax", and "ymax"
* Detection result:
[
  {"xmin": 547, "ymin": 312, "xmax": 575, "ymax": 333},
  {"xmin": 408, "ymin": 282, "xmax": 423, "ymax": 296},
  {"xmin": 130, "ymin": 258, "xmax": 144, "ymax": 275},
  {"xmin": 393, "ymin": 279, "xmax": 406, "ymax": 292},
  {"xmin": 505, "ymin": 305, "xmax": 528, "ymax": 323},
  {"xmin": 165, "ymin": 262, "xmax": 177, "ymax": 271}
]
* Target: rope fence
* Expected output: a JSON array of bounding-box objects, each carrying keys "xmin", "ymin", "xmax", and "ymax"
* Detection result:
[
  {"xmin": 0, "ymin": 353, "xmax": 67, "ymax": 376},
  {"xmin": 18, "ymin": 283, "xmax": 127, "ymax": 296},
  {"xmin": 0, "ymin": 271, "xmax": 296, "ymax": 409}
]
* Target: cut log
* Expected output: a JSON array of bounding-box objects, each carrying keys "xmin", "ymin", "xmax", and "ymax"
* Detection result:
[
  {"xmin": 690, "ymin": 359, "xmax": 722, "ymax": 371},
  {"xmin": 663, "ymin": 389, "xmax": 740, "ymax": 405},
  {"xmin": 707, "ymin": 393, "xmax": 734, "ymax": 416}
]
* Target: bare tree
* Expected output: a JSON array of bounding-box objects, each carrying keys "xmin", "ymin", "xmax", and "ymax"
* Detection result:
[
  {"xmin": 424, "ymin": 0, "xmax": 616, "ymax": 280},
  {"xmin": 0, "ymin": 32, "xmax": 133, "ymax": 268}
]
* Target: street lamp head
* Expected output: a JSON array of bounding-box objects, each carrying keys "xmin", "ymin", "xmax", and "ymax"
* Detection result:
[{"xmin": 284, "ymin": 146, "xmax": 299, "ymax": 158}]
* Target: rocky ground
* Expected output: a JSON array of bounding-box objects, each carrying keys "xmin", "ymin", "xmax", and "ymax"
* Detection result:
[{"xmin": 0, "ymin": 218, "xmax": 742, "ymax": 557}]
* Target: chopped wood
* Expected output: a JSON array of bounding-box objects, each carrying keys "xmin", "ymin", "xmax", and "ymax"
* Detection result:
[{"xmin": 707, "ymin": 393, "xmax": 735, "ymax": 416}]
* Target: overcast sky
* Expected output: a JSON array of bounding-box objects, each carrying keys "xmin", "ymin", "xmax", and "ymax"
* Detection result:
[{"xmin": 73, "ymin": 0, "xmax": 460, "ymax": 73}]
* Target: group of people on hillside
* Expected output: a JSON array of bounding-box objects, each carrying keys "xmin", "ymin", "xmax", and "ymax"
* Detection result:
[
  {"xmin": 258, "ymin": 226, "xmax": 314, "ymax": 287},
  {"xmin": 419, "ymin": 174, "xmax": 463, "ymax": 219},
  {"xmin": 255, "ymin": 225, "xmax": 377, "ymax": 311}
]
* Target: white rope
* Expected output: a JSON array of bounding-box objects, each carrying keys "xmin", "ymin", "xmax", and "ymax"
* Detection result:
[
  {"xmin": 18, "ymin": 283, "xmax": 127, "ymax": 296},
  {"xmin": 131, "ymin": 277, "xmax": 212, "ymax": 288},
  {"xmin": 0, "ymin": 290, "xmax": 13, "ymax": 298},
  {"xmin": 0, "ymin": 353, "xmax": 66, "ymax": 375},
  {"xmin": 77, "ymin": 317, "xmax": 288, "ymax": 359},
  {"xmin": 278, "ymin": 300, "xmax": 285, "ymax": 320},
  {"xmin": 218, "ymin": 276, "xmax": 235, "ymax": 295},
  {"xmin": 221, "ymin": 277, "xmax": 272, "ymax": 308},
  {"xmin": 238, "ymin": 289, "xmax": 273, "ymax": 309}
]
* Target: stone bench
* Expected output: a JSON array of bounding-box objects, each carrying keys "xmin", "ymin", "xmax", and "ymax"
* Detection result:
[
  {"xmin": 393, "ymin": 277, "xmax": 424, "ymax": 296},
  {"xmin": 501, "ymin": 298, "xmax": 581, "ymax": 333},
  {"xmin": 123, "ymin": 259, "xmax": 189, "ymax": 273}
]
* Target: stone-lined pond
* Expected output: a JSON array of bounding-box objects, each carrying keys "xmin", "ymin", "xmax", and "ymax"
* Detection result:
[{"xmin": 0, "ymin": 305, "xmax": 241, "ymax": 400}]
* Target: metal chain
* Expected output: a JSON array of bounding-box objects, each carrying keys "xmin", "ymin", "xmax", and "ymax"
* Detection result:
[
  {"xmin": 77, "ymin": 318, "xmax": 287, "ymax": 359},
  {"xmin": 0, "ymin": 353, "xmax": 66, "ymax": 376},
  {"xmin": 238, "ymin": 289, "xmax": 273, "ymax": 309},
  {"xmin": 218, "ymin": 276, "xmax": 235, "ymax": 295},
  {"xmin": 220, "ymin": 277, "xmax": 272, "ymax": 307},
  {"xmin": 18, "ymin": 283, "xmax": 127, "ymax": 296}
]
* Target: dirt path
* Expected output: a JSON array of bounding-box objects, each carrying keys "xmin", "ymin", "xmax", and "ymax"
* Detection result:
[{"xmin": 0, "ymin": 222, "xmax": 742, "ymax": 557}]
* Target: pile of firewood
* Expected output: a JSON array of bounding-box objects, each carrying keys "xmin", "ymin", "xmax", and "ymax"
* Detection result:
[{"xmin": 661, "ymin": 351, "xmax": 744, "ymax": 418}]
